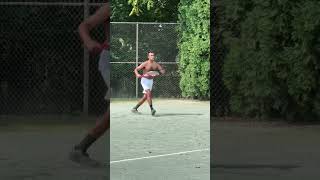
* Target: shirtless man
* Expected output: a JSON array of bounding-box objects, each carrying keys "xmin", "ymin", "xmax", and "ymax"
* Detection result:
[
  {"xmin": 131, "ymin": 51, "xmax": 165, "ymax": 116},
  {"xmin": 69, "ymin": 2, "xmax": 110, "ymax": 166}
]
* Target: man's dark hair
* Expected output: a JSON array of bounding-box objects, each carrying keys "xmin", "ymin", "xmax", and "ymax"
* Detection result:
[{"xmin": 147, "ymin": 51, "xmax": 155, "ymax": 55}]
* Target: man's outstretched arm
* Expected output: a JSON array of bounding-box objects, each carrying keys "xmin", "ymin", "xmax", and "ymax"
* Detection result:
[{"xmin": 157, "ymin": 63, "xmax": 165, "ymax": 74}]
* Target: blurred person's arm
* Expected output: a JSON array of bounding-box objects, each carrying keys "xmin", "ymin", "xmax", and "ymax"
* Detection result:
[{"xmin": 79, "ymin": 3, "xmax": 110, "ymax": 52}]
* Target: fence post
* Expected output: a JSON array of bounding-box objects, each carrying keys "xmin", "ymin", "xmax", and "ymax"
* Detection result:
[
  {"xmin": 135, "ymin": 23, "xmax": 139, "ymax": 98},
  {"xmin": 83, "ymin": 0, "xmax": 89, "ymax": 115}
]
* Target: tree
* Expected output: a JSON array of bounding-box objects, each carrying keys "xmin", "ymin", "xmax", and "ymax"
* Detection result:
[
  {"xmin": 113, "ymin": 0, "xmax": 179, "ymax": 22},
  {"xmin": 127, "ymin": 0, "xmax": 154, "ymax": 16},
  {"xmin": 219, "ymin": 0, "xmax": 320, "ymax": 120},
  {"xmin": 177, "ymin": 0, "xmax": 210, "ymax": 99}
]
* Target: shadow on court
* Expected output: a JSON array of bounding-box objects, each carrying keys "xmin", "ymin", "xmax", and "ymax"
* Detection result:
[
  {"xmin": 154, "ymin": 113, "xmax": 203, "ymax": 117},
  {"xmin": 212, "ymin": 163, "xmax": 301, "ymax": 170}
]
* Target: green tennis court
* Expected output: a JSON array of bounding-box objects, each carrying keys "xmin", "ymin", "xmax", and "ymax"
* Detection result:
[
  {"xmin": 110, "ymin": 99, "xmax": 210, "ymax": 180},
  {"xmin": 0, "ymin": 99, "xmax": 209, "ymax": 180}
]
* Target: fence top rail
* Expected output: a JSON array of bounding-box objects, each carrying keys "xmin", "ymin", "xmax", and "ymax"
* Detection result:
[
  {"xmin": 111, "ymin": 61, "xmax": 178, "ymax": 64},
  {"xmin": 111, "ymin": 22, "xmax": 179, "ymax": 25},
  {"xmin": 0, "ymin": 1, "xmax": 104, "ymax": 6}
]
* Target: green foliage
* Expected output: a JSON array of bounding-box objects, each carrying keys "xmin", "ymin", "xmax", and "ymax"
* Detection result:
[
  {"xmin": 115, "ymin": 0, "xmax": 179, "ymax": 21},
  {"xmin": 219, "ymin": 0, "xmax": 320, "ymax": 120},
  {"xmin": 127, "ymin": 0, "xmax": 154, "ymax": 16},
  {"xmin": 178, "ymin": 0, "xmax": 210, "ymax": 99}
]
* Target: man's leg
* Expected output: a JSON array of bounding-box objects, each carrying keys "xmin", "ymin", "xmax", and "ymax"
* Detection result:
[
  {"xmin": 70, "ymin": 103, "xmax": 110, "ymax": 163},
  {"xmin": 74, "ymin": 110, "xmax": 109, "ymax": 151},
  {"xmin": 89, "ymin": 108, "xmax": 110, "ymax": 138},
  {"xmin": 132, "ymin": 94, "xmax": 147, "ymax": 112},
  {"xmin": 146, "ymin": 90, "xmax": 156, "ymax": 116}
]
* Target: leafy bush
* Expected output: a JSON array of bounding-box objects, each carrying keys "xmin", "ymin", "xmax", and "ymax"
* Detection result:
[
  {"xmin": 178, "ymin": 0, "xmax": 210, "ymax": 99},
  {"xmin": 219, "ymin": 0, "xmax": 320, "ymax": 120}
]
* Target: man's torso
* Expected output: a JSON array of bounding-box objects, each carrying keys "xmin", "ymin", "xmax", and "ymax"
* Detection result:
[{"xmin": 143, "ymin": 61, "xmax": 158, "ymax": 74}]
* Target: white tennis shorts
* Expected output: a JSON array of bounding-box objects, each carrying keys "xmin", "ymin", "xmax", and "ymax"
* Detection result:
[
  {"xmin": 141, "ymin": 77, "xmax": 153, "ymax": 94},
  {"xmin": 98, "ymin": 49, "xmax": 110, "ymax": 100}
]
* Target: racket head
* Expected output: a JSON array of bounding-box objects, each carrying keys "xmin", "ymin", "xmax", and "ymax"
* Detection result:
[{"xmin": 146, "ymin": 71, "xmax": 160, "ymax": 76}]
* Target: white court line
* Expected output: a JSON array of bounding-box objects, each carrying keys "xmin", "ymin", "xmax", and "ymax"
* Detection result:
[{"xmin": 110, "ymin": 148, "xmax": 209, "ymax": 164}]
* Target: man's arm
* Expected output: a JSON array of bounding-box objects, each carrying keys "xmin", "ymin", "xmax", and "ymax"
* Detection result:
[
  {"xmin": 157, "ymin": 63, "xmax": 165, "ymax": 74},
  {"xmin": 79, "ymin": 3, "xmax": 110, "ymax": 52},
  {"xmin": 134, "ymin": 62, "xmax": 146, "ymax": 78}
]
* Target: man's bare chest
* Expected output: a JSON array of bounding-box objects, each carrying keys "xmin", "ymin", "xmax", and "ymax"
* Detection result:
[{"xmin": 144, "ymin": 63, "xmax": 157, "ymax": 72}]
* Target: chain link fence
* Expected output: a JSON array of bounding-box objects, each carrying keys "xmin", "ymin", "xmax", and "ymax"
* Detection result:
[
  {"xmin": 211, "ymin": 2, "xmax": 230, "ymax": 117},
  {"xmin": 110, "ymin": 22, "xmax": 180, "ymax": 98},
  {"xmin": 0, "ymin": 1, "xmax": 181, "ymax": 115}
]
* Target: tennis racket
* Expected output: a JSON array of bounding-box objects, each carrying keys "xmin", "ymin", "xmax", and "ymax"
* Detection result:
[{"xmin": 141, "ymin": 71, "xmax": 160, "ymax": 78}]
